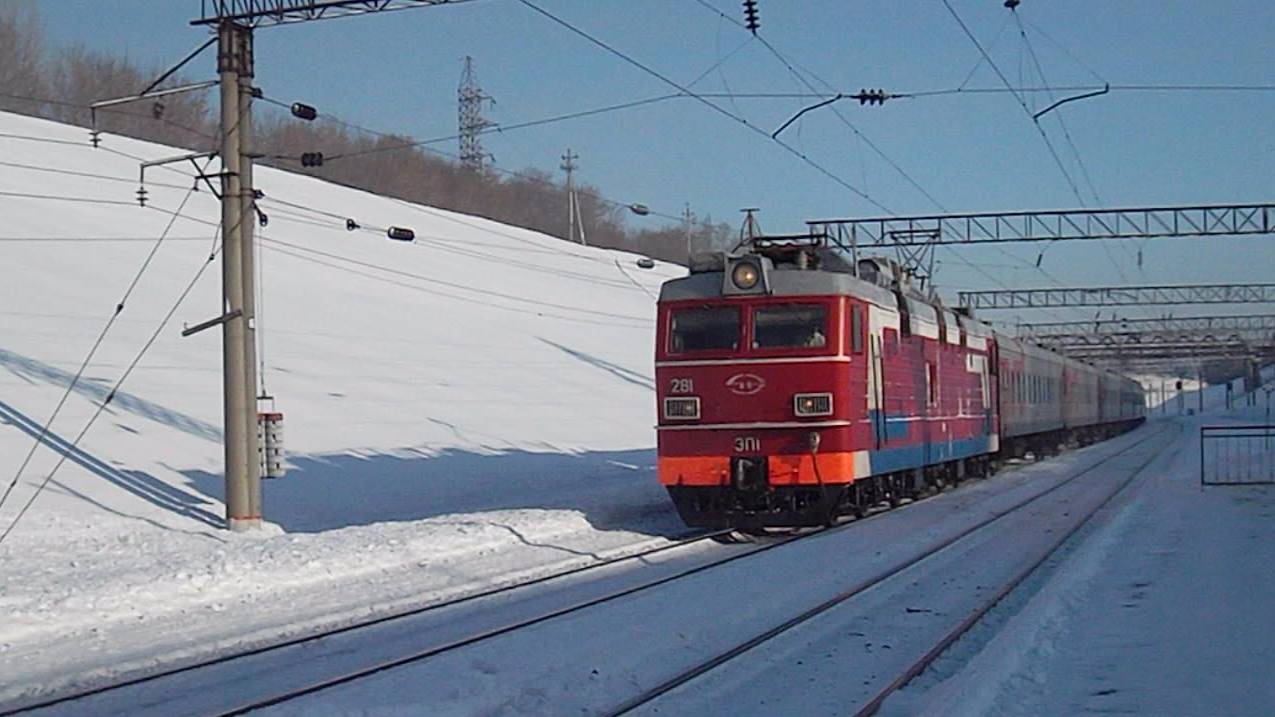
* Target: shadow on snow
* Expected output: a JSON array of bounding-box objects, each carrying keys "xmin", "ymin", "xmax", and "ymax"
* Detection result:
[
  {"xmin": 0, "ymin": 346, "xmax": 221, "ymax": 442},
  {"xmin": 0, "ymin": 398, "xmax": 224, "ymax": 530},
  {"xmin": 181, "ymin": 445, "xmax": 683, "ymax": 537}
]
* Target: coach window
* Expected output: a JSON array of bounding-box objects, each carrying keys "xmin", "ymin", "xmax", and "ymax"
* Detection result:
[
  {"xmin": 669, "ymin": 306, "xmax": 740, "ymax": 353},
  {"xmin": 753, "ymin": 304, "xmax": 828, "ymax": 349}
]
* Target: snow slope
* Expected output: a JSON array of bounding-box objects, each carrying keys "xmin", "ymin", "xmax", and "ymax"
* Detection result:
[{"xmin": 0, "ymin": 111, "xmax": 685, "ymax": 702}]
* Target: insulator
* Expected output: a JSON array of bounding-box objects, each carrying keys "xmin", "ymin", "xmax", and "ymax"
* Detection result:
[
  {"xmin": 743, "ymin": 0, "xmax": 760, "ymax": 32},
  {"xmin": 290, "ymin": 102, "xmax": 318, "ymax": 121},
  {"xmin": 257, "ymin": 210, "xmax": 269, "ymax": 228},
  {"xmin": 345, "ymin": 218, "xmax": 360, "ymax": 232},
  {"xmin": 136, "ymin": 186, "xmax": 148, "ymax": 207},
  {"xmin": 386, "ymin": 226, "xmax": 416, "ymax": 242}
]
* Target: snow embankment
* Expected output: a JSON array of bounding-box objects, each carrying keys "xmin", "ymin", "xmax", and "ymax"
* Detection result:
[{"xmin": 0, "ymin": 110, "xmax": 683, "ymax": 701}]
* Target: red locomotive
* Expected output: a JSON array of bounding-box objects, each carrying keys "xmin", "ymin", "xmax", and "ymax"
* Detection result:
[{"xmin": 654, "ymin": 235, "xmax": 1145, "ymax": 528}]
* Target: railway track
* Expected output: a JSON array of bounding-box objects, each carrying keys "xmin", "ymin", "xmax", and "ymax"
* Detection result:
[
  {"xmin": 4, "ymin": 527, "xmax": 742, "ymax": 717},
  {"xmin": 851, "ymin": 422, "xmax": 1185, "ymax": 717},
  {"xmin": 606, "ymin": 424, "xmax": 1176, "ymax": 716},
  {"xmin": 9, "ymin": 427, "xmax": 1164, "ymax": 716}
]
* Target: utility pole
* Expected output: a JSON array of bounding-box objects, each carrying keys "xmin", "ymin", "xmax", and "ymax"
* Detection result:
[
  {"xmin": 237, "ymin": 27, "xmax": 263, "ymax": 521},
  {"xmin": 561, "ymin": 148, "xmax": 584, "ymax": 245},
  {"xmin": 458, "ymin": 56, "xmax": 495, "ymax": 171},
  {"xmin": 218, "ymin": 19, "xmax": 260, "ymax": 531},
  {"xmin": 683, "ymin": 203, "xmax": 694, "ymax": 264}
]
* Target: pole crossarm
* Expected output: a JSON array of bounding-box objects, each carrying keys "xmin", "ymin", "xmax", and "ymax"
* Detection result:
[
  {"xmin": 807, "ymin": 203, "xmax": 1274, "ymax": 247},
  {"xmin": 960, "ymin": 283, "xmax": 1275, "ymax": 310},
  {"xmin": 193, "ymin": 0, "xmax": 473, "ymax": 27}
]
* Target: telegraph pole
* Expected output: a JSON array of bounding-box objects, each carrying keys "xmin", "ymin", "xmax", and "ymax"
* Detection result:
[
  {"xmin": 561, "ymin": 148, "xmax": 579, "ymax": 244},
  {"xmin": 683, "ymin": 203, "xmax": 694, "ymax": 263},
  {"xmin": 218, "ymin": 20, "xmax": 260, "ymax": 531},
  {"xmin": 237, "ymin": 27, "xmax": 263, "ymax": 521}
]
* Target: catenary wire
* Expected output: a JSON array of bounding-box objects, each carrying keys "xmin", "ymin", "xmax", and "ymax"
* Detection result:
[
  {"xmin": 0, "ymin": 235, "xmax": 223, "ymax": 545},
  {"xmin": 515, "ymin": 0, "xmax": 892, "ymax": 214},
  {"xmin": 0, "ymin": 176, "xmax": 205, "ymax": 516}
]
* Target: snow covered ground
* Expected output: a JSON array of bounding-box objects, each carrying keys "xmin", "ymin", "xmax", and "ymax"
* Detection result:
[{"xmin": 0, "ymin": 111, "xmax": 688, "ymax": 705}]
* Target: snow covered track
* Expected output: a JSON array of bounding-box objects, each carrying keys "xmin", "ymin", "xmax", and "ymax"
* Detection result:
[
  {"xmin": 854, "ymin": 423, "xmax": 1183, "ymax": 717},
  {"xmin": 161, "ymin": 425, "xmax": 1169, "ymax": 716},
  {"xmin": 0, "ymin": 528, "xmax": 735, "ymax": 717},
  {"xmin": 609, "ymin": 425, "xmax": 1175, "ymax": 716}
]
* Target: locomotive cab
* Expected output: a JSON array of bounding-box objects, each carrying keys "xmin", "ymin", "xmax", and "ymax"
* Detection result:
[{"xmin": 656, "ymin": 235, "xmax": 872, "ymax": 528}]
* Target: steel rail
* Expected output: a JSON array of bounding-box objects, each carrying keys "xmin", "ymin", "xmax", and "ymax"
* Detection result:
[
  {"xmin": 851, "ymin": 423, "xmax": 1182, "ymax": 717},
  {"xmin": 604, "ymin": 424, "xmax": 1168, "ymax": 716},
  {"xmin": 182, "ymin": 451, "xmax": 1009, "ymax": 714},
  {"xmin": 0, "ymin": 527, "xmax": 734, "ymax": 716}
]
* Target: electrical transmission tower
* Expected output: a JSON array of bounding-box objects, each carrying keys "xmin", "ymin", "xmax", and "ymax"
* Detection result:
[{"xmin": 458, "ymin": 56, "xmax": 495, "ymax": 171}]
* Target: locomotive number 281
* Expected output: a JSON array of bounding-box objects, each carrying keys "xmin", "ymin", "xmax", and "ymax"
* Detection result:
[{"xmin": 669, "ymin": 377, "xmax": 694, "ymax": 394}]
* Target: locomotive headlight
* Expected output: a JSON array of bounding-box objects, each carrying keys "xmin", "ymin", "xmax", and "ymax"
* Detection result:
[
  {"xmin": 731, "ymin": 261, "xmax": 760, "ymax": 290},
  {"xmin": 663, "ymin": 396, "xmax": 701, "ymax": 420},
  {"xmin": 794, "ymin": 392, "xmax": 833, "ymax": 417}
]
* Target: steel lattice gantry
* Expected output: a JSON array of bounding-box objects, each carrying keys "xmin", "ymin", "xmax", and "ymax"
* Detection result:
[
  {"xmin": 1061, "ymin": 341, "xmax": 1273, "ymax": 363},
  {"xmin": 1021, "ymin": 313, "xmax": 1275, "ymax": 337},
  {"xmin": 193, "ymin": 0, "xmax": 472, "ymax": 27},
  {"xmin": 808, "ymin": 204, "xmax": 1274, "ymax": 248},
  {"xmin": 1021, "ymin": 314, "xmax": 1275, "ymax": 349},
  {"xmin": 959, "ymin": 283, "xmax": 1275, "ymax": 310}
]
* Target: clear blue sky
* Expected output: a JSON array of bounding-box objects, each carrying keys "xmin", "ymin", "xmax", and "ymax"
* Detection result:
[{"xmin": 29, "ymin": 0, "xmax": 1275, "ymax": 324}]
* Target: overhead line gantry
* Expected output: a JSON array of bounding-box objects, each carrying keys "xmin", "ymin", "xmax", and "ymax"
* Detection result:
[{"xmin": 959, "ymin": 283, "xmax": 1275, "ymax": 310}]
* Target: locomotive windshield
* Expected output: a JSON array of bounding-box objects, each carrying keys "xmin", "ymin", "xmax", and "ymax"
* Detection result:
[
  {"xmin": 669, "ymin": 306, "xmax": 740, "ymax": 353},
  {"xmin": 753, "ymin": 304, "xmax": 827, "ymax": 349}
]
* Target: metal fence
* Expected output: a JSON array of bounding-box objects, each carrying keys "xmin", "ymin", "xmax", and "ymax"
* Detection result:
[{"xmin": 1200, "ymin": 425, "xmax": 1275, "ymax": 485}]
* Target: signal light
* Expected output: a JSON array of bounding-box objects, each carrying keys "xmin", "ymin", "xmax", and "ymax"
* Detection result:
[
  {"xmin": 387, "ymin": 226, "xmax": 416, "ymax": 242},
  {"xmin": 731, "ymin": 261, "xmax": 760, "ymax": 290},
  {"xmin": 300, "ymin": 152, "xmax": 324, "ymax": 167},
  {"xmin": 291, "ymin": 102, "xmax": 318, "ymax": 121},
  {"xmin": 742, "ymin": 0, "xmax": 760, "ymax": 34}
]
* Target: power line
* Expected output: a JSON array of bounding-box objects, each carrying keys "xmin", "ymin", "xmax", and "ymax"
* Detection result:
[
  {"xmin": 0, "ymin": 179, "xmax": 206, "ymax": 521},
  {"xmin": 260, "ymin": 240, "xmax": 654, "ymax": 327},
  {"xmin": 0, "ymin": 189, "xmax": 140, "ymax": 206},
  {"xmin": 256, "ymin": 93, "xmax": 686, "ymax": 223},
  {"xmin": 689, "ymin": 0, "xmax": 1084, "ymax": 320},
  {"xmin": 940, "ymin": 0, "xmax": 1086, "ymax": 207},
  {"xmin": 1009, "ymin": 9, "xmax": 1134, "ymax": 284},
  {"xmin": 0, "ymin": 233, "xmax": 222, "ymax": 545},
  {"xmin": 692, "ymin": 0, "xmax": 946, "ymax": 212},
  {"xmin": 515, "ymin": 0, "xmax": 892, "ymax": 213}
]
